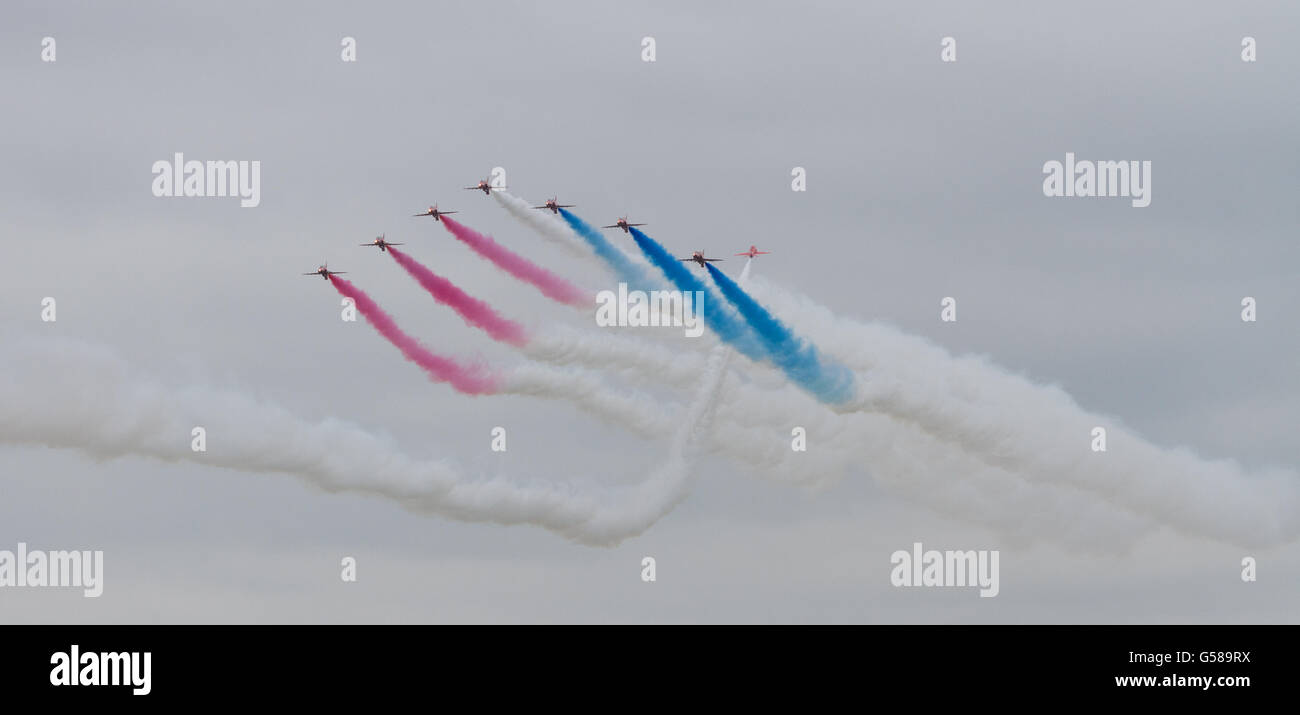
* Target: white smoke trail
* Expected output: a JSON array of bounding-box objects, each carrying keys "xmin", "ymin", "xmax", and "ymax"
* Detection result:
[
  {"xmin": 523, "ymin": 325, "xmax": 710, "ymax": 390},
  {"xmin": 523, "ymin": 260, "xmax": 1170, "ymax": 552},
  {"xmin": 670, "ymin": 264, "xmax": 1154, "ymax": 553},
  {"xmin": 509, "ymin": 262, "xmax": 756, "ymax": 480},
  {"xmin": 588, "ymin": 324, "xmax": 740, "ymax": 536},
  {"xmin": 492, "ymin": 190, "xmax": 593, "ymax": 259},
  {"xmin": 630, "ymin": 259, "xmax": 756, "ymax": 526},
  {"xmin": 742, "ymin": 276, "xmax": 1300, "ymax": 548},
  {"xmin": 707, "ymin": 375, "xmax": 1156, "ymax": 553},
  {"xmin": 0, "ymin": 335, "xmax": 677, "ymax": 546},
  {"xmin": 500, "ymin": 363, "xmax": 675, "ymax": 439}
]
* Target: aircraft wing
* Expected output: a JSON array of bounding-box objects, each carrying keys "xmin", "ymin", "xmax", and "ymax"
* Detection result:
[{"xmin": 705, "ymin": 258, "xmax": 724, "ymax": 262}]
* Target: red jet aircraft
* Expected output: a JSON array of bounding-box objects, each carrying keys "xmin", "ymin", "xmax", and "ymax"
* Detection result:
[
  {"xmin": 360, "ymin": 234, "xmax": 403, "ymax": 252},
  {"xmin": 464, "ymin": 179, "xmax": 504, "ymax": 195},
  {"xmin": 532, "ymin": 197, "xmax": 576, "ymax": 214},
  {"xmin": 412, "ymin": 205, "xmax": 458, "ymax": 221},
  {"xmin": 303, "ymin": 263, "xmax": 347, "ymax": 280},
  {"xmin": 602, "ymin": 217, "xmax": 647, "ymax": 233},
  {"xmin": 681, "ymin": 251, "xmax": 724, "ymax": 268}
]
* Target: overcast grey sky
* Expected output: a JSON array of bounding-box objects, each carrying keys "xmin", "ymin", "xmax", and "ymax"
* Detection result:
[{"xmin": 1, "ymin": 1, "xmax": 1297, "ymax": 623}]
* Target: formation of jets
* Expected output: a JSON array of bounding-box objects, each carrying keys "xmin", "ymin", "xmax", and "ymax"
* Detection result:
[
  {"xmin": 532, "ymin": 197, "xmax": 575, "ymax": 214},
  {"xmin": 305, "ymin": 177, "xmax": 773, "ymax": 280},
  {"xmin": 413, "ymin": 204, "xmax": 458, "ymax": 221},
  {"xmin": 360, "ymin": 234, "xmax": 403, "ymax": 252},
  {"xmin": 601, "ymin": 217, "xmax": 647, "ymax": 234}
]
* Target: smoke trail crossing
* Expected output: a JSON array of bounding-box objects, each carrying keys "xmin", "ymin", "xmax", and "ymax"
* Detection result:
[
  {"xmin": 329, "ymin": 276, "xmax": 499, "ymax": 394},
  {"xmin": 523, "ymin": 327, "xmax": 708, "ymax": 389},
  {"xmin": 500, "ymin": 364, "xmax": 674, "ymax": 439},
  {"xmin": 439, "ymin": 216, "xmax": 588, "ymax": 308},
  {"xmin": 627, "ymin": 227, "xmax": 765, "ymax": 361},
  {"xmin": 611, "ymin": 258, "xmax": 758, "ymax": 530},
  {"xmin": 387, "ymin": 247, "xmax": 530, "ymax": 347},
  {"xmin": 704, "ymin": 262, "xmax": 855, "ymax": 405}
]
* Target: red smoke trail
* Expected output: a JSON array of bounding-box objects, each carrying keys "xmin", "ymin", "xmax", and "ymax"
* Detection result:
[
  {"xmin": 388, "ymin": 247, "xmax": 531, "ymax": 347},
  {"xmin": 440, "ymin": 216, "xmax": 588, "ymax": 308},
  {"xmin": 328, "ymin": 275, "xmax": 500, "ymax": 394}
]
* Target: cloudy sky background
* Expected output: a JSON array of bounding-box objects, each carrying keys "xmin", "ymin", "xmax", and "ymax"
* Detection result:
[{"xmin": 1, "ymin": 0, "xmax": 1297, "ymax": 622}]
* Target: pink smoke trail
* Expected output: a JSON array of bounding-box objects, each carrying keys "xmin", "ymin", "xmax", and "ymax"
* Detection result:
[
  {"xmin": 329, "ymin": 275, "xmax": 500, "ymax": 394},
  {"xmin": 388, "ymin": 247, "xmax": 531, "ymax": 347},
  {"xmin": 440, "ymin": 216, "xmax": 588, "ymax": 308}
]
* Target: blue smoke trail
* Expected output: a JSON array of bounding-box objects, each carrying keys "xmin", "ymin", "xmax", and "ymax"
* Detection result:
[
  {"xmin": 559, "ymin": 209, "xmax": 653, "ymax": 287},
  {"xmin": 704, "ymin": 262, "xmax": 856, "ymax": 405},
  {"xmin": 627, "ymin": 227, "xmax": 766, "ymax": 361}
]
